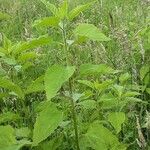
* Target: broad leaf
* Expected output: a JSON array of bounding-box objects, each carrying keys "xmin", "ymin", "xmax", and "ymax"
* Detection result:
[
  {"xmin": 13, "ymin": 35, "xmax": 52, "ymax": 55},
  {"xmin": 45, "ymin": 65, "xmax": 75, "ymax": 100},
  {"xmin": 80, "ymin": 122, "xmax": 126, "ymax": 150},
  {"xmin": 0, "ymin": 78, "xmax": 24, "ymax": 99},
  {"xmin": 0, "ymin": 125, "xmax": 16, "ymax": 148},
  {"xmin": 108, "ymin": 112, "xmax": 126, "ymax": 134},
  {"xmin": 78, "ymin": 100, "xmax": 96, "ymax": 110},
  {"xmin": 17, "ymin": 52, "xmax": 37, "ymax": 63},
  {"xmin": 74, "ymin": 23, "xmax": 110, "ymax": 41},
  {"xmin": 79, "ymin": 63, "xmax": 114, "ymax": 76},
  {"xmin": 0, "ymin": 112, "xmax": 19, "ymax": 124},
  {"xmin": 32, "ymin": 102, "xmax": 63, "ymax": 146},
  {"xmin": 33, "ymin": 17, "xmax": 59, "ymax": 28},
  {"xmin": 25, "ymin": 75, "xmax": 44, "ymax": 94},
  {"xmin": 77, "ymin": 80, "xmax": 95, "ymax": 89},
  {"xmin": 119, "ymin": 73, "xmax": 131, "ymax": 84}
]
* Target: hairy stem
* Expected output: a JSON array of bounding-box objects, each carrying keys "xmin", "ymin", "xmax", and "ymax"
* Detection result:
[{"xmin": 61, "ymin": 22, "xmax": 80, "ymax": 150}]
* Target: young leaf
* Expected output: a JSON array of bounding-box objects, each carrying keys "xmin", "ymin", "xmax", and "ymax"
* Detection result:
[
  {"xmin": 77, "ymin": 80, "xmax": 95, "ymax": 89},
  {"xmin": 13, "ymin": 35, "xmax": 52, "ymax": 55},
  {"xmin": 79, "ymin": 63, "xmax": 114, "ymax": 76},
  {"xmin": 74, "ymin": 23, "xmax": 110, "ymax": 41},
  {"xmin": 68, "ymin": 1, "xmax": 96, "ymax": 21},
  {"xmin": 0, "ymin": 78, "xmax": 24, "ymax": 99},
  {"xmin": 32, "ymin": 102, "xmax": 63, "ymax": 146},
  {"xmin": 80, "ymin": 122, "xmax": 126, "ymax": 150},
  {"xmin": 25, "ymin": 75, "xmax": 44, "ymax": 94},
  {"xmin": 58, "ymin": 0, "xmax": 68, "ymax": 19},
  {"xmin": 17, "ymin": 52, "xmax": 37, "ymax": 63},
  {"xmin": 140, "ymin": 65, "xmax": 149, "ymax": 81},
  {"xmin": 108, "ymin": 112, "xmax": 126, "ymax": 134},
  {"xmin": 2, "ymin": 34, "xmax": 12, "ymax": 52},
  {"xmin": 40, "ymin": 0, "xmax": 58, "ymax": 16},
  {"xmin": 33, "ymin": 17, "xmax": 60, "ymax": 28},
  {"xmin": 119, "ymin": 73, "xmax": 131, "ymax": 84},
  {"xmin": 45, "ymin": 65, "xmax": 75, "ymax": 100}
]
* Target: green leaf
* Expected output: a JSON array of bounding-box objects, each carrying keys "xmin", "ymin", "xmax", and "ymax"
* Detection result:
[
  {"xmin": 140, "ymin": 65, "xmax": 149, "ymax": 81},
  {"xmin": 32, "ymin": 102, "xmax": 63, "ymax": 146},
  {"xmin": 79, "ymin": 63, "xmax": 114, "ymax": 76},
  {"xmin": 0, "ymin": 78, "xmax": 24, "ymax": 99},
  {"xmin": 108, "ymin": 112, "xmax": 126, "ymax": 134},
  {"xmin": 25, "ymin": 75, "xmax": 44, "ymax": 94},
  {"xmin": 0, "ymin": 125, "xmax": 16, "ymax": 148},
  {"xmin": 58, "ymin": 0, "xmax": 68, "ymax": 19},
  {"xmin": 119, "ymin": 73, "xmax": 131, "ymax": 84},
  {"xmin": 113, "ymin": 85, "xmax": 124, "ymax": 97},
  {"xmin": 125, "ymin": 97, "xmax": 147, "ymax": 104},
  {"xmin": 13, "ymin": 35, "xmax": 52, "ymax": 55},
  {"xmin": 68, "ymin": 1, "xmax": 96, "ymax": 21},
  {"xmin": 0, "ymin": 112, "xmax": 19, "ymax": 124},
  {"xmin": 40, "ymin": 0, "xmax": 58, "ymax": 16},
  {"xmin": 0, "ymin": 12, "xmax": 10, "ymax": 20},
  {"xmin": 77, "ymin": 80, "xmax": 95, "ymax": 89},
  {"xmin": 38, "ymin": 137, "xmax": 63, "ymax": 150},
  {"xmin": 100, "ymin": 96, "xmax": 119, "ymax": 109},
  {"xmin": 33, "ymin": 17, "xmax": 59, "ymax": 28},
  {"xmin": 45, "ymin": 65, "xmax": 75, "ymax": 100},
  {"xmin": 123, "ymin": 91, "xmax": 141, "ymax": 97},
  {"xmin": 80, "ymin": 122, "xmax": 126, "ymax": 150},
  {"xmin": 146, "ymin": 88, "xmax": 150, "ymax": 94},
  {"xmin": 17, "ymin": 52, "xmax": 37, "ymax": 63},
  {"xmin": 15, "ymin": 127, "xmax": 31, "ymax": 139},
  {"xmin": 78, "ymin": 100, "xmax": 96, "ymax": 110},
  {"xmin": 74, "ymin": 23, "xmax": 110, "ymax": 41},
  {"xmin": 1, "ymin": 57, "xmax": 17, "ymax": 65},
  {"xmin": 0, "ymin": 68, "xmax": 7, "ymax": 76},
  {"xmin": 3, "ymin": 34, "xmax": 12, "ymax": 52}
]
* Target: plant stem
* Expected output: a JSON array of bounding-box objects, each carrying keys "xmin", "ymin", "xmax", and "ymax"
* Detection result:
[
  {"xmin": 61, "ymin": 22, "xmax": 80, "ymax": 150},
  {"xmin": 69, "ymin": 79, "xmax": 80, "ymax": 150}
]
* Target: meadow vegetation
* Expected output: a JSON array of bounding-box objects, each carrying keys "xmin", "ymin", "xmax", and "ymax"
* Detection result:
[{"xmin": 0, "ymin": 0, "xmax": 150, "ymax": 149}]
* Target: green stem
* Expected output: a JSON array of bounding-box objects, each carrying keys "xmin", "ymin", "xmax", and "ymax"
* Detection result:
[{"xmin": 61, "ymin": 22, "xmax": 80, "ymax": 150}]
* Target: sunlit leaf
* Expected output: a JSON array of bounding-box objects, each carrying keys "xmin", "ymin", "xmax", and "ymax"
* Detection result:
[
  {"xmin": 45, "ymin": 65, "xmax": 75, "ymax": 100},
  {"xmin": 32, "ymin": 102, "xmax": 63, "ymax": 146},
  {"xmin": 108, "ymin": 112, "xmax": 126, "ymax": 134},
  {"xmin": 74, "ymin": 23, "xmax": 110, "ymax": 41}
]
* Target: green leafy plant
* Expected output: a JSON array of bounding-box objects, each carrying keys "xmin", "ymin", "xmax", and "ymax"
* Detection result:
[{"xmin": 0, "ymin": 0, "xmax": 149, "ymax": 150}]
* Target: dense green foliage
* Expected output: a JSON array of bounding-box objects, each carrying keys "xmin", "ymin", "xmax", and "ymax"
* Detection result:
[{"xmin": 0, "ymin": 0, "xmax": 150, "ymax": 150}]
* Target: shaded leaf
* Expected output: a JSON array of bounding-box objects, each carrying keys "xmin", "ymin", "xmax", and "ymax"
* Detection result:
[
  {"xmin": 25, "ymin": 75, "xmax": 44, "ymax": 94},
  {"xmin": 13, "ymin": 35, "xmax": 52, "ymax": 55},
  {"xmin": 0, "ymin": 78, "xmax": 24, "ymax": 99},
  {"xmin": 80, "ymin": 122, "xmax": 126, "ymax": 150}
]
